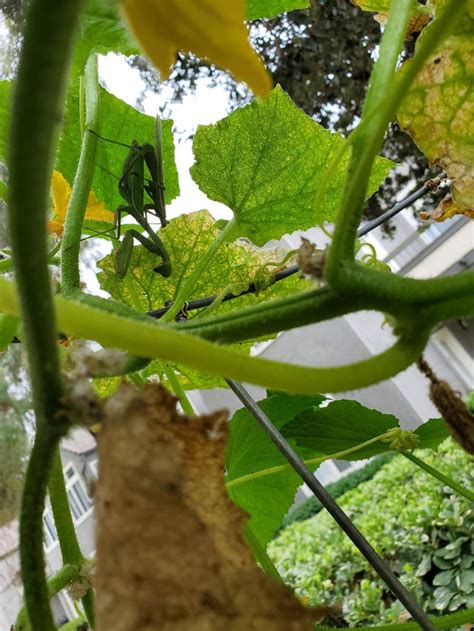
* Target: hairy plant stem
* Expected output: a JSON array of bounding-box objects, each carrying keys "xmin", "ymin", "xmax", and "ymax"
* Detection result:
[
  {"xmin": 15, "ymin": 563, "xmax": 82, "ymax": 630},
  {"xmin": 0, "ymin": 276, "xmax": 431, "ymax": 394},
  {"xmin": 401, "ymin": 451, "xmax": 474, "ymax": 502},
  {"xmin": 163, "ymin": 364, "xmax": 195, "ymax": 415},
  {"xmin": 7, "ymin": 0, "xmax": 86, "ymax": 626},
  {"xmin": 161, "ymin": 218, "xmax": 236, "ymax": 323},
  {"xmin": 48, "ymin": 450, "xmax": 96, "ymax": 624},
  {"xmin": 19, "ymin": 430, "xmax": 63, "ymax": 629},
  {"xmin": 61, "ymin": 54, "xmax": 100, "ymax": 294},
  {"xmin": 326, "ymin": 0, "xmax": 467, "ymax": 286},
  {"xmin": 325, "ymin": 0, "xmax": 413, "ymax": 278},
  {"xmin": 177, "ymin": 272, "xmax": 474, "ymax": 343}
]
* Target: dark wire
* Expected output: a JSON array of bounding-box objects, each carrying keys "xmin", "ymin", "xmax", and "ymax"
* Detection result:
[
  {"xmin": 226, "ymin": 379, "xmax": 438, "ymax": 631},
  {"xmin": 147, "ymin": 179, "xmax": 438, "ymax": 320}
]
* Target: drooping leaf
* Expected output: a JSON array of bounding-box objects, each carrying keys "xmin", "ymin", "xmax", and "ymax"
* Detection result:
[
  {"xmin": 350, "ymin": 0, "xmax": 431, "ymax": 35},
  {"xmin": 283, "ymin": 400, "xmax": 398, "ymax": 460},
  {"xmin": 58, "ymin": 86, "xmax": 179, "ymax": 213},
  {"xmin": 397, "ymin": 0, "xmax": 474, "ymax": 221},
  {"xmin": 226, "ymin": 392, "xmax": 325, "ymax": 547},
  {"xmin": 1, "ymin": 77, "xmax": 179, "ymax": 219},
  {"xmin": 246, "ymin": 0, "xmax": 310, "ymax": 21},
  {"xmin": 191, "ymin": 86, "xmax": 393, "ymax": 246},
  {"xmin": 120, "ymin": 0, "xmax": 272, "ymax": 97}
]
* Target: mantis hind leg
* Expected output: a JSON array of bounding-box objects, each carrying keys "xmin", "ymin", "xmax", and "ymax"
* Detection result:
[
  {"xmin": 114, "ymin": 230, "xmax": 134, "ymax": 278},
  {"xmin": 114, "ymin": 229, "xmax": 172, "ymax": 278}
]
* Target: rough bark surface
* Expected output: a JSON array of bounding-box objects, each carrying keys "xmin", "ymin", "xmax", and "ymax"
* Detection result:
[{"xmin": 96, "ymin": 383, "xmax": 318, "ymax": 630}]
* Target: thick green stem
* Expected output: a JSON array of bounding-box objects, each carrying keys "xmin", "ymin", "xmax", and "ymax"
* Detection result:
[
  {"xmin": 326, "ymin": 0, "xmax": 467, "ymax": 283},
  {"xmin": 61, "ymin": 54, "xmax": 100, "ymax": 294},
  {"xmin": 0, "ymin": 276, "xmax": 432, "ymax": 394},
  {"xmin": 6, "ymin": 0, "xmax": 85, "ymax": 625},
  {"xmin": 401, "ymin": 451, "xmax": 474, "ymax": 502},
  {"xmin": 49, "ymin": 450, "xmax": 83, "ymax": 561},
  {"xmin": 161, "ymin": 219, "xmax": 236, "ymax": 322},
  {"xmin": 325, "ymin": 0, "xmax": 413, "ymax": 276},
  {"xmin": 164, "ymin": 364, "xmax": 195, "ymax": 415},
  {"xmin": 177, "ymin": 268, "xmax": 474, "ymax": 343},
  {"xmin": 15, "ymin": 564, "xmax": 81, "ymax": 631},
  {"xmin": 226, "ymin": 432, "xmax": 392, "ymax": 489},
  {"xmin": 340, "ymin": 266, "xmax": 474, "ymax": 309},
  {"xmin": 19, "ymin": 430, "xmax": 60, "ymax": 630},
  {"xmin": 48, "ymin": 450, "xmax": 95, "ymax": 625},
  {"xmin": 179, "ymin": 287, "xmax": 361, "ymax": 343}
]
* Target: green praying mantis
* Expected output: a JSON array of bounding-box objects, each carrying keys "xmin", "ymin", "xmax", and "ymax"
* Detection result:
[{"xmin": 91, "ymin": 115, "xmax": 172, "ymax": 279}]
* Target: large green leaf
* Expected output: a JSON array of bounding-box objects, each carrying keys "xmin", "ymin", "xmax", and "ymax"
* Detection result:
[
  {"xmin": 226, "ymin": 393, "xmax": 450, "ymax": 550},
  {"xmin": 283, "ymin": 400, "xmax": 398, "ymax": 460},
  {"xmin": 58, "ymin": 86, "xmax": 179, "ymax": 212},
  {"xmin": 56, "ymin": 0, "xmax": 153, "ymax": 211},
  {"xmin": 191, "ymin": 86, "xmax": 393, "ymax": 246},
  {"xmin": 246, "ymin": 0, "xmax": 309, "ymax": 20},
  {"xmin": 283, "ymin": 401, "xmax": 450, "ymax": 459},
  {"xmin": 58, "ymin": 0, "xmax": 137, "ymax": 171},
  {"xmin": 65, "ymin": 1, "xmax": 178, "ymax": 208},
  {"xmin": 0, "ymin": 10, "xmax": 179, "ymax": 212},
  {"xmin": 75, "ymin": 0, "xmax": 137, "ymax": 68},
  {"xmin": 226, "ymin": 392, "xmax": 326, "ymax": 547},
  {"xmin": 397, "ymin": 0, "xmax": 474, "ymax": 221}
]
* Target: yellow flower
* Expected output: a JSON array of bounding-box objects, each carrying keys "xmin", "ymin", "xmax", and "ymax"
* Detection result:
[
  {"xmin": 120, "ymin": 0, "xmax": 272, "ymax": 97},
  {"xmin": 48, "ymin": 171, "xmax": 114, "ymax": 236}
]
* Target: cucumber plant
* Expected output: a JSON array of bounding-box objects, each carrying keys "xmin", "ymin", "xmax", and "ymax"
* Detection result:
[{"xmin": 0, "ymin": 0, "xmax": 472, "ymax": 629}]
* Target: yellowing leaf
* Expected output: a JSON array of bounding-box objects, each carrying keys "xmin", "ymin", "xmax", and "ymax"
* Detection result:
[
  {"xmin": 49, "ymin": 171, "xmax": 114, "ymax": 235},
  {"xmin": 351, "ymin": 0, "xmax": 430, "ymax": 33},
  {"xmin": 120, "ymin": 0, "xmax": 272, "ymax": 97},
  {"xmin": 397, "ymin": 1, "xmax": 474, "ymax": 221}
]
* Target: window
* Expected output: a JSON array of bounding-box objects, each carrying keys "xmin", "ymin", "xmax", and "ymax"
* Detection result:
[
  {"xmin": 43, "ymin": 507, "xmax": 58, "ymax": 549},
  {"xmin": 64, "ymin": 463, "xmax": 93, "ymax": 522}
]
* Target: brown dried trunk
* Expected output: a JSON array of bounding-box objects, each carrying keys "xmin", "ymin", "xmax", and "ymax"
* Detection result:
[{"xmin": 95, "ymin": 383, "xmax": 321, "ymax": 630}]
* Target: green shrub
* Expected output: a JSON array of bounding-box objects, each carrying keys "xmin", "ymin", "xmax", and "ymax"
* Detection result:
[
  {"xmin": 269, "ymin": 440, "xmax": 473, "ymax": 627},
  {"xmin": 281, "ymin": 452, "xmax": 395, "ymax": 530}
]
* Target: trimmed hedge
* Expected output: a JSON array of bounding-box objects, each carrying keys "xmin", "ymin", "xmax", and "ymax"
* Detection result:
[
  {"xmin": 281, "ymin": 452, "xmax": 395, "ymax": 530},
  {"xmin": 269, "ymin": 440, "xmax": 474, "ymax": 627}
]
